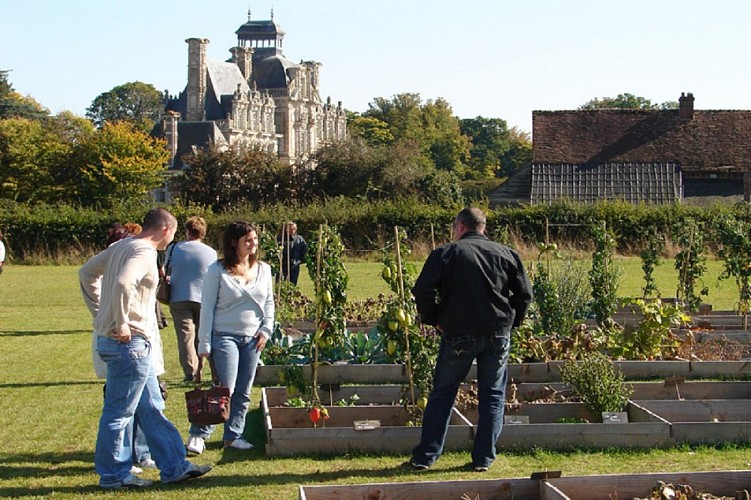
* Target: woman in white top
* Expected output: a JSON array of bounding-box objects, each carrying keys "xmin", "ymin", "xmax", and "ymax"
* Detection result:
[{"xmin": 186, "ymin": 221, "xmax": 274, "ymax": 454}]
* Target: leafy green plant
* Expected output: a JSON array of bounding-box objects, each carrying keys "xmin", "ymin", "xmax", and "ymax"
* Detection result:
[
  {"xmin": 673, "ymin": 219, "xmax": 709, "ymax": 313},
  {"xmin": 714, "ymin": 215, "xmax": 751, "ymax": 315},
  {"xmin": 640, "ymin": 230, "xmax": 664, "ymax": 298},
  {"xmin": 560, "ymin": 352, "xmax": 633, "ymax": 414},
  {"xmin": 612, "ymin": 299, "xmax": 690, "ymax": 360},
  {"xmin": 589, "ymin": 221, "xmax": 621, "ymax": 329}
]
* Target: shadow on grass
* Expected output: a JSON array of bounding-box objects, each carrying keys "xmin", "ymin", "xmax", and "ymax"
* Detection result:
[
  {"xmin": 0, "ymin": 330, "xmax": 86, "ymax": 337},
  {"xmin": 0, "ymin": 380, "xmax": 100, "ymax": 389}
]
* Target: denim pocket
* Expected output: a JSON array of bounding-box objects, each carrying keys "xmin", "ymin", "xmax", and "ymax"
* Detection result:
[
  {"xmin": 445, "ymin": 334, "xmax": 477, "ymax": 357},
  {"xmin": 491, "ymin": 333, "xmax": 510, "ymax": 359},
  {"xmin": 127, "ymin": 339, "xmax": 151, "ymax": 360}
]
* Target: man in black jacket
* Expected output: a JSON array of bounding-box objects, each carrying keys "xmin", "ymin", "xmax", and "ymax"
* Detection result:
[{"xmin": 410, "ymin": 207, "xmax": 532, "ymax": 472}]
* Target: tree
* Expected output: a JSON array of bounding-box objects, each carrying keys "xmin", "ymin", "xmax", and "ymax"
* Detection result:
[
  {"xmin": 86, "ymin": 81, "xmax": 164, "ymax": 131},
  {"xmin": 64, "ymin": 122, "xmax": 170, "ymax": 207},
  {"xmin": 0, "ymin": 118, "xmax": 58, "ymax": 202},
  {"xmin": 363, "ymin": 93, "xmax": 471, "ymax": 178},
  {"xmin": 0, "ymin": 70, "xmax": 49, "ymax": 120},
  {"xmin": 578, "ymin": 93, "xmax": 678, "ymax": 111},
  {"xmin": 346, "ymin": 113, "xmax": 393, "ymax": 146},
  {"xmin": 459, "ymin": 118, "xmax": 533, "ymax": 179},
  {"xmin": 172, "ymin": 145, "xmax": 292, "ymax": 211}
]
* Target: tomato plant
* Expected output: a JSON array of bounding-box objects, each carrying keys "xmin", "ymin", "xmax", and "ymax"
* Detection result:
[
  {"xmin": 305, "ymin": 224, "xmax": 348, "ymax": 415},
  {"xmin": 376, "ymin": 227, "xmax": 439, "ymax": 423}
]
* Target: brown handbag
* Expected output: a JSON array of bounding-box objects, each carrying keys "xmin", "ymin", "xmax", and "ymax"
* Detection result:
[
  {"xmin": 185, "ymin": 368, "xmax": 230, "ymax": 425},
  {"xmin": 156, "ymin": 277, "xmax": 170, "ymax": 305}
]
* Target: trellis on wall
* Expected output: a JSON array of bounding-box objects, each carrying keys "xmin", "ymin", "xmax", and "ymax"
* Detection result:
[{"xmin": 531, "ymin": 162, "xmax": 682, "ymax": 205}]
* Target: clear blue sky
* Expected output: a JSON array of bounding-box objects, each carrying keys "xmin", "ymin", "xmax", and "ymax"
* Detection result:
[{"xmin": 2, "ymin": 0, "xmax": 750, "ymax": 133}]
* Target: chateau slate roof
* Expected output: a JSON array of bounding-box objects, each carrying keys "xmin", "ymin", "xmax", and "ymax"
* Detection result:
[
  {"xmin": 532, "ymin": 109, "xmax": 751, "ymax": 172},
  {"xmin": 170, "ymin": 121, "xmax": 226, "ymax": 170},
  {"xmin": 253, "ymin": 54, "xmax": 299, "ymax": 89},
  {"xmin": 236, "ymin": 19, "xmax": 285, "ymax": 39}
]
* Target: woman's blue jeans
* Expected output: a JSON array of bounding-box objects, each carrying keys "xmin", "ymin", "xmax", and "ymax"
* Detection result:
[
  {"xmin": 95, "ymin": 336, "xmax": 190, "ymax": 486},
  {"xmin": 411, "ymin": 330, "xmax": 510, "ymax": 468},
  {"xmin": 190, "ymin": 333, "xmax": 261, "ymax": 442}
]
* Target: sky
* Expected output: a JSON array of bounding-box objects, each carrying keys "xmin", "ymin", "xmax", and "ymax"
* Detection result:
[{"xmin": 2, "ymin": 0, "xmax": 751, "ymax": 134}]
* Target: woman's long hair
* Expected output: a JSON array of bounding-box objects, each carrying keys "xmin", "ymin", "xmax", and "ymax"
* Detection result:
[{"xmin": 220, "ymin": 220, "xmax": 257, "ymax": 271}]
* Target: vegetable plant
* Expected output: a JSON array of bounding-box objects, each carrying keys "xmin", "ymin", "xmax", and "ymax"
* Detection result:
[{"xmin": 560, "ymin": 352, "xmax": 633, "ymax": 414}]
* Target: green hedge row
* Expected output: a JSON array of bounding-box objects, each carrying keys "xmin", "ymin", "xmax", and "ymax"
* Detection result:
[{"xmin": 2, "ymin": 198, "xmax": 749, "ymax": 262}]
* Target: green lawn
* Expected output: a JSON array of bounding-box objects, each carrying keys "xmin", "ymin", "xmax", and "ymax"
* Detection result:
[{"xmin": 0, "ymin": 262, "xmax": 748, "ymax": 498}]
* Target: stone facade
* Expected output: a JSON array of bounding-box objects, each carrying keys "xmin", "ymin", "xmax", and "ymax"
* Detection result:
[{"xmin": 157, "ymin": 13, "xmax": 346, "ymax": 172}]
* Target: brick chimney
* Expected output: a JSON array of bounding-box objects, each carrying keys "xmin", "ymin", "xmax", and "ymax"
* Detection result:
[
  {"xmin": 679, "ymin": 92, "xmax": 695, "ymax": 120},
  {"xmin": 185, "ymin": 38, "xmax": 209, "ymax": 121}
]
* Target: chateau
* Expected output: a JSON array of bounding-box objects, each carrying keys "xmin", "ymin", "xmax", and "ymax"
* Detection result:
[{"xmin": 155, "ymin": 12, "xmax": 347, "ymax": 175}]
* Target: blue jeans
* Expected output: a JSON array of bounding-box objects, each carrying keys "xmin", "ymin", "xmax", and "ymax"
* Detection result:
[
  {"xmin": 190, "ymin": 333, "xmax": 260, "ymax": 442},
  {"xmin": 95, "ymin": 336, "xmax": 191, "ymax": 486},
  {"xmin": 411, "ymin": 330, "xmax": 510, "ymax": 468}
]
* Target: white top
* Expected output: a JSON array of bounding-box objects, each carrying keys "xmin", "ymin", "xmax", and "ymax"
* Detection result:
[
  {"xmin": 197, "ymin": 260, "xmax": 275, "ymax": 356},
  {"xmin": 79, "ymin": 238, "xmax": 159, "ymax": 341},
  {"xmin": 0, "ymin": 240, "xmax": 5, "ymax": 262}
]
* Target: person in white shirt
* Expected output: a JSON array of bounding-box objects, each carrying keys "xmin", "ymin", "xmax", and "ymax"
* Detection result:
[
  {"xmin": 0, "ymin": 228, "xmax": 6, "ymax": 274},
  {"xmin": 79, "ymin": 208, "xmax": 211, "ymax": 489},
  {"xmin": 186, "ymin": 221, "xmax": 274, "ymax": 455}
]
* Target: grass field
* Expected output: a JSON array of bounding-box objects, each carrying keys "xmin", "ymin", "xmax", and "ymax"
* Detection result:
[{"xmin": 0, "ymin": 262, "xmax": 749, "ymax": 498}]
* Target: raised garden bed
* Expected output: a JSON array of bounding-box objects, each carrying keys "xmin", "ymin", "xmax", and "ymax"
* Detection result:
[
  {"xmin": 262, "ymin": 387, "xmax": 472, "ymax": 457},
  {"xmin": 635, "ymin": 400, "xmax": 751, "ymax": 446},
  {"xmin": 299, "ymin": 470, "xmax": 751, "ymax": 500}
]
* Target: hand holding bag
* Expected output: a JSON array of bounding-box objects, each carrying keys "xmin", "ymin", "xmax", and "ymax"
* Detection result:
[{"xmin": 185, "ymin": 365, "xmax": 230, "ymax": 426}]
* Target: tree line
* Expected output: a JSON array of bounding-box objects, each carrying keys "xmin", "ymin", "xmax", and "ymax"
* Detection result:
[{"xmin": 0, "ymin": 70, "xmax": 673, "ymax": 211}]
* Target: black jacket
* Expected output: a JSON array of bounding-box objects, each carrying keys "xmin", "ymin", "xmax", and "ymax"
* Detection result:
[{"xmin": 412, "ymin": 232, "xmax": 532, "ymax": 336}]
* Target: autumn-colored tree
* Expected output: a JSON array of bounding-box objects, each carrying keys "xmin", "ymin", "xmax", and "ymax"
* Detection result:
[{"xmin": 63, "ymin": 122, "xmax": 169, "ymax": 206}]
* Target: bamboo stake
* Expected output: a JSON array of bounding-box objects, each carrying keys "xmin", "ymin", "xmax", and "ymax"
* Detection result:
[
  {"xmin": 395, "ymin": 226, "xmax": 416, "ymax": 408},
  {"xmin": 430, "ymin": 223, "xmax": 435, "ymax": 250}
]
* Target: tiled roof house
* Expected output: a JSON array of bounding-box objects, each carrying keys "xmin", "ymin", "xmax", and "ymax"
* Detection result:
[{"xmin": 491, "ymin": 93, "xmax": 751, "ymax": 205}]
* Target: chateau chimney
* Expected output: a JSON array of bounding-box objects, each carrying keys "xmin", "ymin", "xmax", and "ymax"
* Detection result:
[
  {"xmin": 679, "ymin": 92, "xmax": 695, "ymax": 120},
  {"xmin": 232, "ymin": 46, "xmax": 253, "ymax": 81},
  {"xmin": 161, "ymin": 111, "xmax": 180, "ymax": 168},
  {"xmin": 185, "ymin": 38, "xmax": 209, "ymax": 121}
]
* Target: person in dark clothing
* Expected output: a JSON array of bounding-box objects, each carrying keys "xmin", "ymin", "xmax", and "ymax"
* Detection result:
[
  {"xmin": 409, "ymin": 207, "xmax": 533, "ymax": 472},
  {"xmin": 278, "ymin": 222, "xmax": 307, "ymax": 285}
]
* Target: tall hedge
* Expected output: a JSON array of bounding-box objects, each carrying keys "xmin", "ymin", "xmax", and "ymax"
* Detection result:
[{"xmin": 2, "ymin": 198, "xmax": 750, "ymax": 263}]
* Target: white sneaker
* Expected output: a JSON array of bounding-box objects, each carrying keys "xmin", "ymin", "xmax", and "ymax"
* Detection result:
[
  {"xmin": 139, "ymin": 458, "xmax": 157, "ymax": 469},
  {"xmin": 186, "ymin": 436, "xmax": 205, "ymax": 455},
  {"xmin": 225, "ymin": 437, "xmax": 253, "ymax": 450},
  {"xmin": 130, "ymin": 465, "xmax": 143, "ymax": 475}
]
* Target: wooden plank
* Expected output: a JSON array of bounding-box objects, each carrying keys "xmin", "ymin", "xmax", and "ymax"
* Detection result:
[
  {"xmin": 509, "ymin": 363, "xmax": 550, "ymax": 382},
  {"xmin": 636, "ymin": 400, "xmax": 751, "ymax": 423},
  {"xmin": 615, "ymin": 360, "xmax": 691, "ymax": 379},
  {"xmin": 551, "ymin": 470, "xmax": 751, "ymax": 498},
  {"xmin": 300, "ymin": 477, "xmax": 543, "ymax": 500},
  {"xmin": 690, "ymin": 361, "xmax": 751, "ymax": 378},
  {"xmin": 630, "ymin": 381, "xmax": 751, "ymax": 400},
  {"xmin": 498, "ymin": 421, "xmax": 671, "ymax": 450}
]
